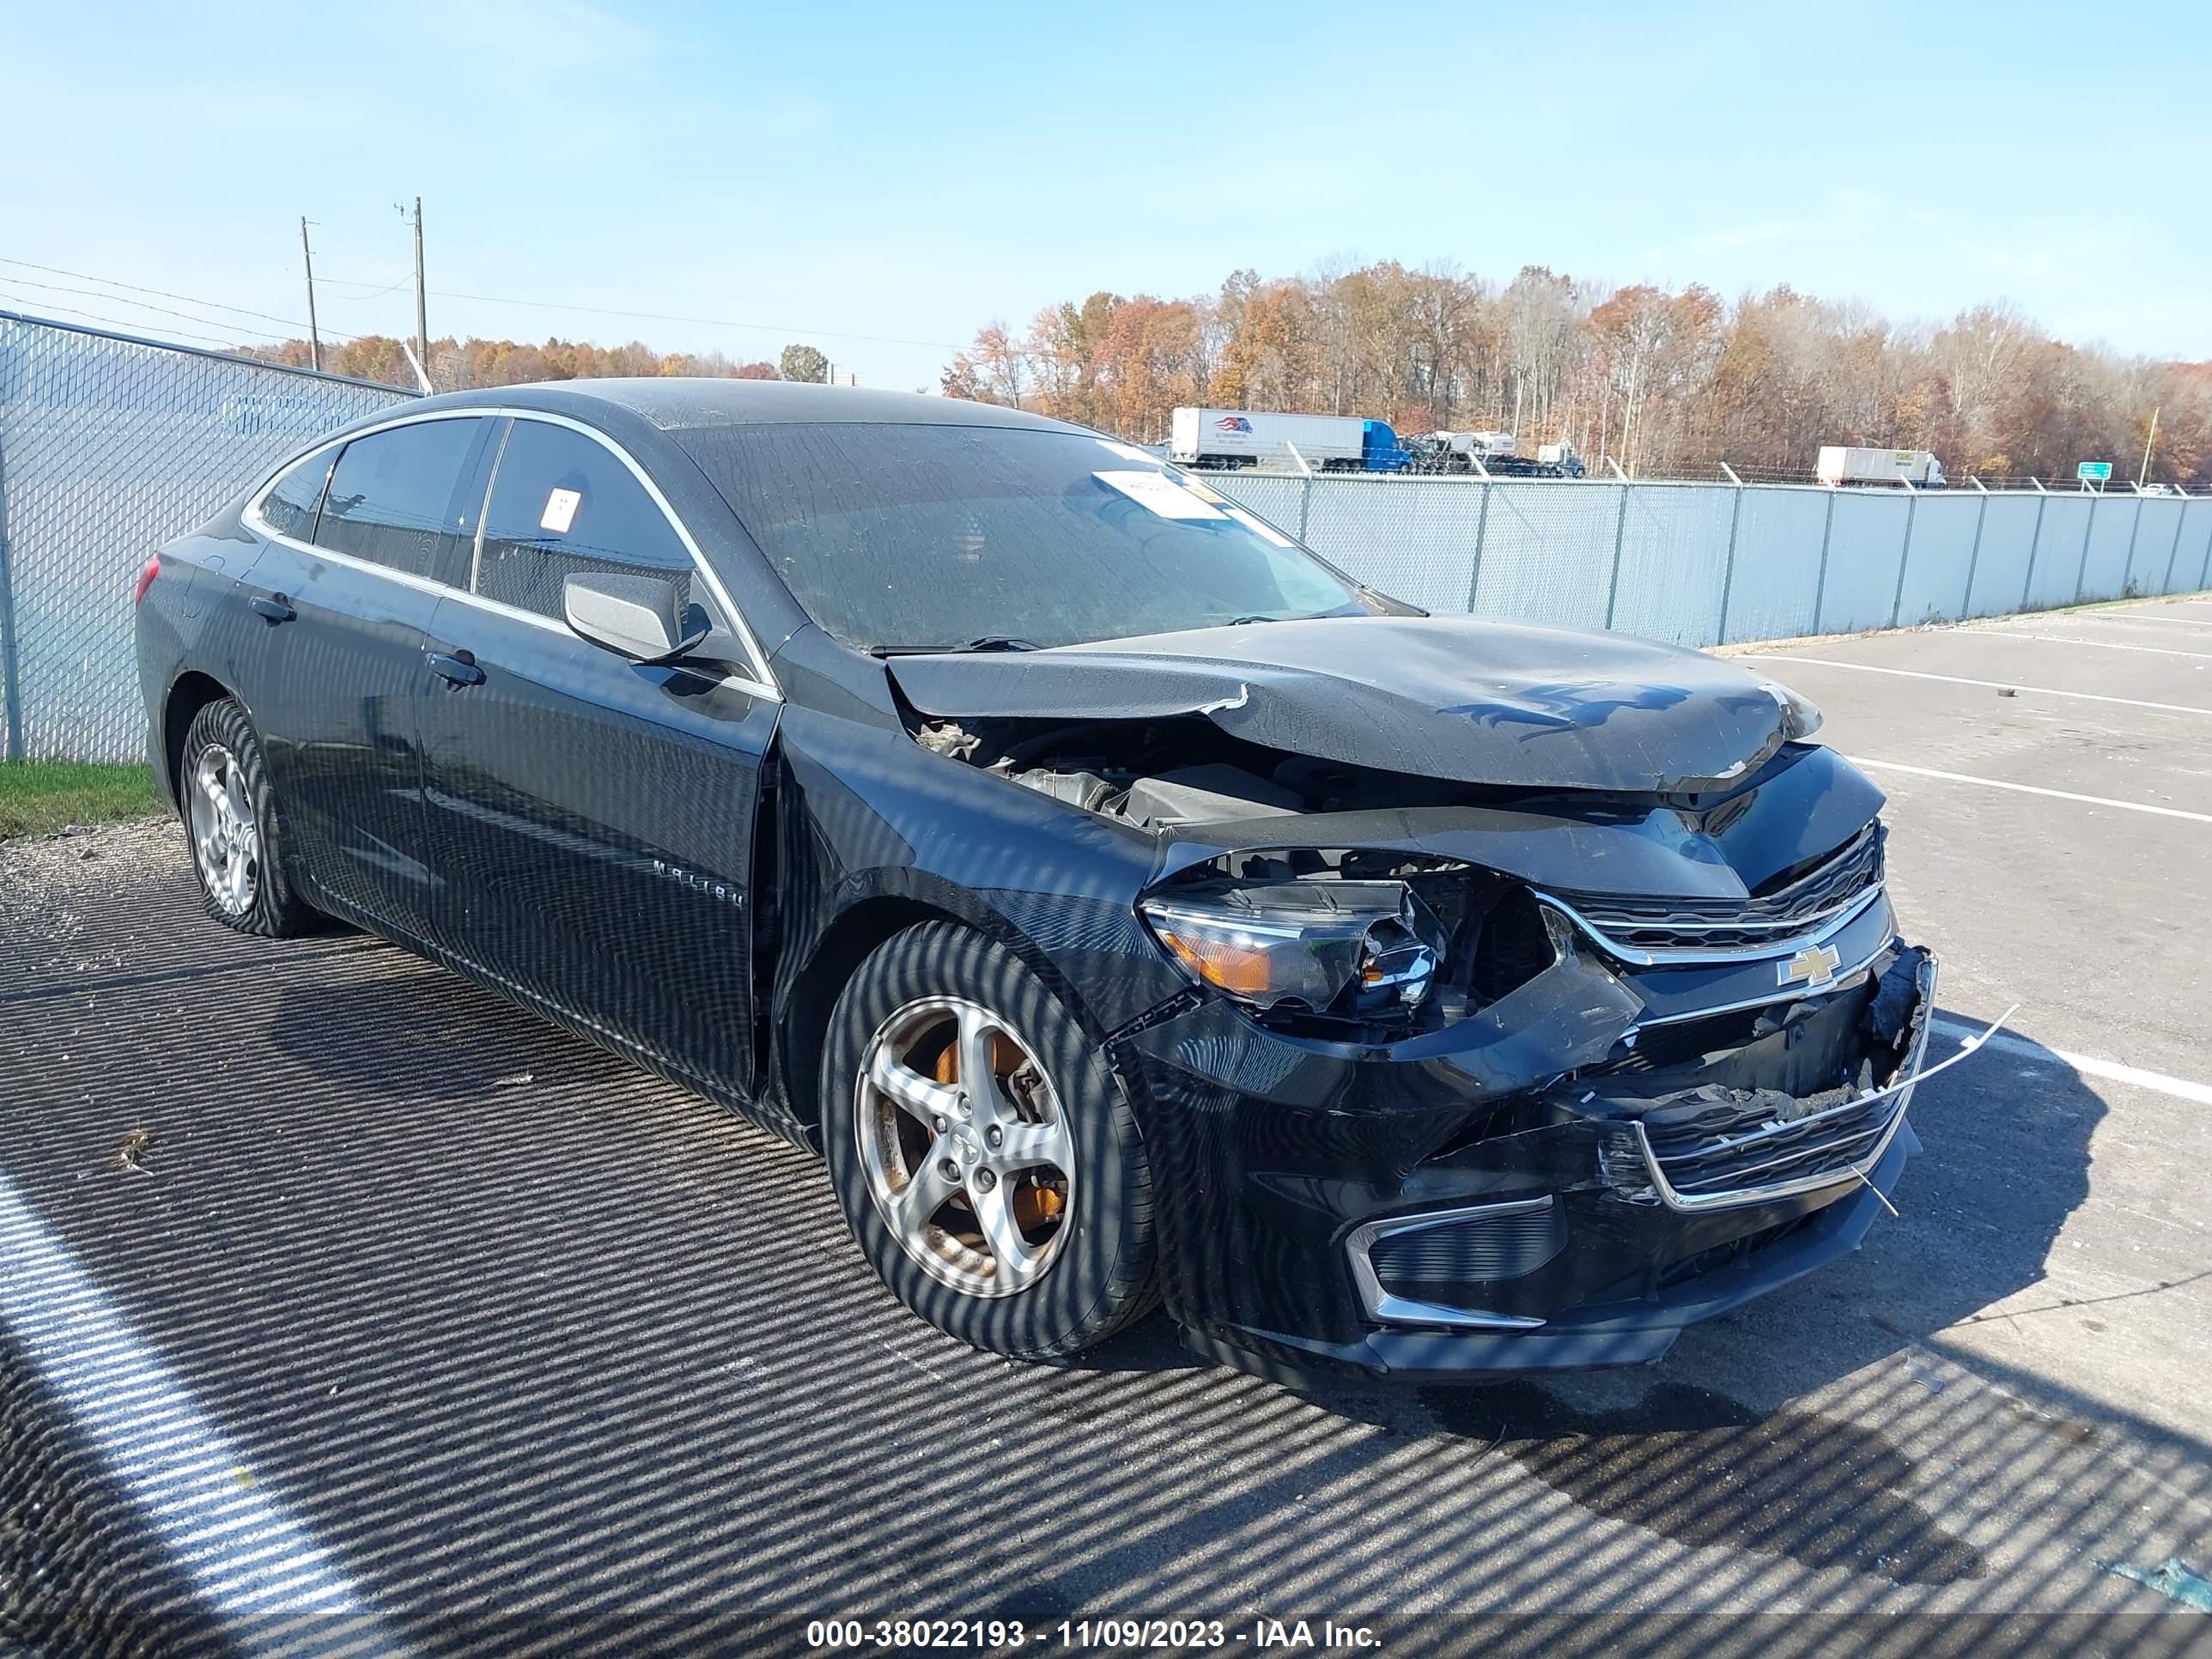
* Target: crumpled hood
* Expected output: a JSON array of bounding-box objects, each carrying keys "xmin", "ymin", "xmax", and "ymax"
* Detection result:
[{"xmin": 887, "ymin": 616, "xmax": 1820, "ymax": 793}]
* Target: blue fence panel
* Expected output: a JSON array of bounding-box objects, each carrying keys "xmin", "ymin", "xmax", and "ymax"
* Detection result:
[
  {"xmin": 1894, "ymin": 492, "xmax": 1981, "ymax": 625},
  {"xmin": 1721, "ymin": 487, "xmax": 1829, "ymax": 643},
  {"xmin": 2181, "ymin": 500, "xmax": 2212, "ymax": 592},
  {"xmin": 2129, "ymin": 497, "xmax": 2190, "ymax": 594},
  {"xmin": 1813, "ymin": 492, "xmax": 1911, "ymax": 634},
  {"xmin": 1607, "ymin": 483, "xmax": 1736, "ymax": 647},
  {"xmin": 1302, "ymin": 475, "xmax": 1484, "ymax": 616},
  {"xmin": 1964, "ymin": 495, "xmax": 2042, "ymax": 617},
  {"xmin": 2024, "ymin": 495, "xmax": 2093, "ymax": 610},
  {"xmin": 2076, "ymin": 495, "xmax": 2139, "ymax": 601},
  {"xmin": 1471, "ymin": 481, "xmax": 1621, "ymax": 631}
]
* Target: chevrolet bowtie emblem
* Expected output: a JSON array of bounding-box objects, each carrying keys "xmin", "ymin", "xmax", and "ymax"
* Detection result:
[{"xmin": 1778, "ymin": 943, "xmax": 1843, "ymax": 988}]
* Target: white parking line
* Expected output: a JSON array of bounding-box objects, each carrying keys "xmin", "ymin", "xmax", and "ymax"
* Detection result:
[
  {"xmin": 2098, "ymin": 611, "xmax": 2212, "ymax": 630},
  {"xmin": 1931, "ymin": 1019, "xmax": 2212, "ymax": 1107},
  {"xmin": 1979, "ymin": 631, "xmax": 2212, "ymax": 661},
  {"xmin": 1844, "ymin": 757, "xmax": 2212, "ymax": 824},
  {"xmin": 1764, "ymin": 657, "xmax": 2212, "ymax": 717}
]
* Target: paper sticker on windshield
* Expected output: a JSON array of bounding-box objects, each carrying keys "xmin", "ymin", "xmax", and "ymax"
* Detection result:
[
  {"xmin": 539, "ymin": 488, "xmax": 582, "ymax": 534},
  {"xmin": 1225, "ymin": 506, "xmax": 1294, "ymax": 546},
  {"xmin": 1182, "ymin": 479, "xmax": 1229, "ymax": 504},
  {"xmin": 1095, "ymin": 440, "xmax": 1156, "ymax": 464},
  {"xmin": 1094, "ymin": 471, "xmax": 1225, "ymax": 520}
]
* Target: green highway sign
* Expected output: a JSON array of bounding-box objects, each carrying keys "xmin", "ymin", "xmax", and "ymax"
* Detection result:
[{"xmin": 2078, "ymin": 460, "xmax": 2113, "ymax": 482}]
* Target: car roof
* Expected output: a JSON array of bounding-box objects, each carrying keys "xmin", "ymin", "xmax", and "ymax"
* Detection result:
[{"xmin": 408, "ymin": 378, "xmax": 1089, "ymax": 435}]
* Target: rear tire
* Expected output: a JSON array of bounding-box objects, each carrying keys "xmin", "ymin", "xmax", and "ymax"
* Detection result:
[
  {"xmin": 822, "ymin": 921, "xmax": 1157, "ymax": 1359},
  {"xmin": 178, "ymin": 696, "xmax": 321, "ymax": 937}
]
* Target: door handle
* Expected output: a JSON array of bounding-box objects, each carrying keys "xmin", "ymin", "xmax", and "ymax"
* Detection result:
[
  {"xmin": 249, "ymin": 594, "xmax": 296, "ymax": 624},
  {"xmin": 426, "ymin": 649, "xmax": 485, "ymax": 688}
]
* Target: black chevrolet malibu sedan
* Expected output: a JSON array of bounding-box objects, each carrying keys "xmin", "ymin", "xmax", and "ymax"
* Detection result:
[{"xmin": 134, "ymin": 380, "xmax": 1959, "ymax": 1382}]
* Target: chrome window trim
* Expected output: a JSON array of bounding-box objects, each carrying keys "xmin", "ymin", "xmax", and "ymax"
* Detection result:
[
  {"xmin": 1536, "ymin": 880, "xmax": 1886, "ymax": 969},
  {"xmin": 1345, "ymin": 1197, "xmax": 1552, "ymax": 1331},
  {"xmin": 240, "ymin": 404, "xmax": 782, "ymax": 701}
]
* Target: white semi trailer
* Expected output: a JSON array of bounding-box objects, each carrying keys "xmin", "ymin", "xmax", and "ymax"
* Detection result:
[{"xmin": 1817, "ymin": 446, "xmax": 1948, "ymax": 489}]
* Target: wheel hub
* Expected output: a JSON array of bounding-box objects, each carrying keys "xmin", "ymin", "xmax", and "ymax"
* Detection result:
[
  {"xmin": 854, "ymin": 994, "xmax": 1076, "ymax": 1299},
  {"xmin": 186, "ymin": 744, "xmax": 259, "ymax": 916}
]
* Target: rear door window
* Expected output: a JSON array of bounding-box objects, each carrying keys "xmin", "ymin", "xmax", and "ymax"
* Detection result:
[
  {"xmin": 477, "ymin": 421, "xmax": 691, "ymax": 620},
  {"xmin": 313, "ymin": 417, "xmax": 495, "ymax": 585},
  {"xmin": 260, "ymin": 448, "xmax": 336, "ymax": 542}
]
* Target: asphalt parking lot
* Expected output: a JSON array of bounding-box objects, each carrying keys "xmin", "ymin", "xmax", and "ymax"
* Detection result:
[{"xmin": 4, "ymin": 596, "xmax": 2211, "ymax": 1657}]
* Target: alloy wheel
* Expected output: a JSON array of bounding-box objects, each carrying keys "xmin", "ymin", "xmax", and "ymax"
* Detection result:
[
  {"xmin": 187, "ymin": 744, "xmax": 259, "ymax": 916},
  {"xmin": 854, "ymin": 995, "xmax": 1076, "ymax": 1297}
]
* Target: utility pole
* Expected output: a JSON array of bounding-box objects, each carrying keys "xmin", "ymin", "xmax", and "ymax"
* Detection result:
[
  {"xmin": 298, "ymin": 216, "xmax": 322, "ymax": 374},
  {"xmin": 2138, "ymin": 405, "xmax": 2161, "ymax": 489},
  {"xmin": 410, "ymin": 196, "xmax": 428, "ymax": 388}
]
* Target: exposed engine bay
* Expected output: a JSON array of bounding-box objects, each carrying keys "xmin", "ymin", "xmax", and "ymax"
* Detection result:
[{"xmin": 911, "ymin": 709, "xmax": 1498, "ymax": 827}]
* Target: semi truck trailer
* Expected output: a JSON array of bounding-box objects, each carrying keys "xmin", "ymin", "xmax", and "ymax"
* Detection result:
[
  {"xmin": 1817, "ymin": 446, "xmax": 1948, "ymax": 489},
  {"xmin": 1170, "ymin": 408, "xmax": 1410, "ymax": 471}
]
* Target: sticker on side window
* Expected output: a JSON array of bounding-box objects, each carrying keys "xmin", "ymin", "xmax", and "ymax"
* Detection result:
[
  {"xmin": 540, "ymin": 488, "xmax": 582, "ymax": 534},
  {"xmin": 1093, "ymin": 471, "xmax": 1225, "ymax": 520}
]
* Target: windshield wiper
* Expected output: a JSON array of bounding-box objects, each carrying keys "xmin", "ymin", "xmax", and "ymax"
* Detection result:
[
  {"xmin": 873, "ymin": 635, "xmax": 1043, "ymax": 656},
  {"xmin": 1224, "ymin": 609, "xmax": 1351, "ymax": 625}
]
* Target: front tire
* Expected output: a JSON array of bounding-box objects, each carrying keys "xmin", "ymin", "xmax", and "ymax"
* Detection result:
[
  {"xmin": 178, "ymin": 696, "xmax": 320, "ymax": 937},
  {"xmin": 823, "ymin": 922, "xmax": 1156, "ymax": 1359}
]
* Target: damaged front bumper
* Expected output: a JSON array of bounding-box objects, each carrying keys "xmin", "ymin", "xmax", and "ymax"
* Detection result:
[{"xmin": 1108, "ymin": 928, "xmax": 1962, "ymax": 1384}]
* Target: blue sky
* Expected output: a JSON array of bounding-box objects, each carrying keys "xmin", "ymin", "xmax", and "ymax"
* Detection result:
[{"xmin": 3, "ymin": 0, "xmax": 2205, "ymax": 391}]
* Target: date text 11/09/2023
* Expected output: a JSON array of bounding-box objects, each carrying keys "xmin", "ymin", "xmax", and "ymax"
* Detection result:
[{"xmin": 805, "ymin": 1618, "xmax": 1382, "ymax": 1650}]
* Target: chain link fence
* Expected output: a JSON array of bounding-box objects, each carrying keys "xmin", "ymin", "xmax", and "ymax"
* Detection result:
[
  {"xmin": 1209, "ymin": 470, "xmax": 2212, "ymax": 650},
  {"xmin": 3, "ymin": 309, "xmax": 2211, "ymax": 765},
  {"xmin": 0, "ymin": 312, "xmax": 413, "ymax": 762}
]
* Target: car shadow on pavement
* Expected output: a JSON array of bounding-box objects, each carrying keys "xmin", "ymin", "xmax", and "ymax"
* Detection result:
[{"xmin": 7, "ymin": 873, "xmax": 2203, "ymax": 1655}]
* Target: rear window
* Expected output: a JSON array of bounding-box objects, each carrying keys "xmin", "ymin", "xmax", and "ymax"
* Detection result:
[
  {"xmin": 313, "ymin": 417, "xmax": 494, "ymax": 583},
  {"xmin": 259, "ymin": 449, "xmax": 334, "ymax": 542},
  {"xmin": 476, "ymin": 421, "xmax": 691, "ymax": 620},
  {"xmin": 676, "ymin": 422, "xmax": 1370, "ymax": 651}
]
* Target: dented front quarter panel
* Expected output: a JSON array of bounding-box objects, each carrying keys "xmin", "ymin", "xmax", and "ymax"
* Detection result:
[{"xmin": 763, "ymin": 634, "xmax": 1190, "ymax": 1077}]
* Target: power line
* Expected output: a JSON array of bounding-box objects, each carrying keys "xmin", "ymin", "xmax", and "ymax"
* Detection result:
[
  {"xmin": 0, "ymin": 273, "xmax": 302, "ymax": 343},
  {"xmin": 312, "ymin": 274, "xmax": 963, "ymax": 350},
  {"xmin": 316, "ymin": 272, "xmax": 412, "ymax": 301},
  {"xmin": 0, "ymin": 288, "xmax": 269, "ymax": 352},
  {"xmin": 0, "ymin": 255, "xmax": 346, "ymax": 337},
  {"xmin": 0, "ymin": 252, "xmax": 963, "ymax": 357}
]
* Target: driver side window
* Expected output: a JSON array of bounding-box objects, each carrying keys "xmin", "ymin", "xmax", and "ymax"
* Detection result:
[{"xmin": 477, "ymin": 421, "xmax": 692, "ymax": 620}]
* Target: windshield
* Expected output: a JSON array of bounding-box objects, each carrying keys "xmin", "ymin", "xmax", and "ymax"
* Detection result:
[{"xmin": 677, "ymin": 422, "xmax": 1379, "ymax": 651}]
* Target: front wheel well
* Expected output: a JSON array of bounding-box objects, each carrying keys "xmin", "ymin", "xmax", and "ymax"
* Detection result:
[
  {"xmin": 162, "ymin": 672, "xmax": 233, "ymax": 807},
  {"xmin": 775, "ymin": 897, "xmax": 964, "ymax": 1146},
  {"xmin": 782, "ymin": 897, "xmax": 1022, "ymax": 1158}
]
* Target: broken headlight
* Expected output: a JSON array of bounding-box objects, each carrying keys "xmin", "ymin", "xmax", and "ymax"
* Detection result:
[{"xmin": 1139, "ymin": 880, "xmax": 1445, "ymax": 1019}]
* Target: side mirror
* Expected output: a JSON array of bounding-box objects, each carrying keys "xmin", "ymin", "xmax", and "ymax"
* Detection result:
[{"xmin": 562, "ymin": 571, "xmax": 711, "ymax": 663}]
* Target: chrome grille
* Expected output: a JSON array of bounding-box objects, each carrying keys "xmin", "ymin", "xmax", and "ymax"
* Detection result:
[
  {"xmin": 1636, "ymin": 1084, "xmax": 1905, "ymax": 1206},
  {"xmin": 1554, "ymin": 826, "xmax": 1884, "ymax": 952}
]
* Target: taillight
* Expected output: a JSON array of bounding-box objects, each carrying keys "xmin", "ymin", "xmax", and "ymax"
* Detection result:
[{"xmin": 132, "ymin": 555, "xmax": 161, "ymax": 607}]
